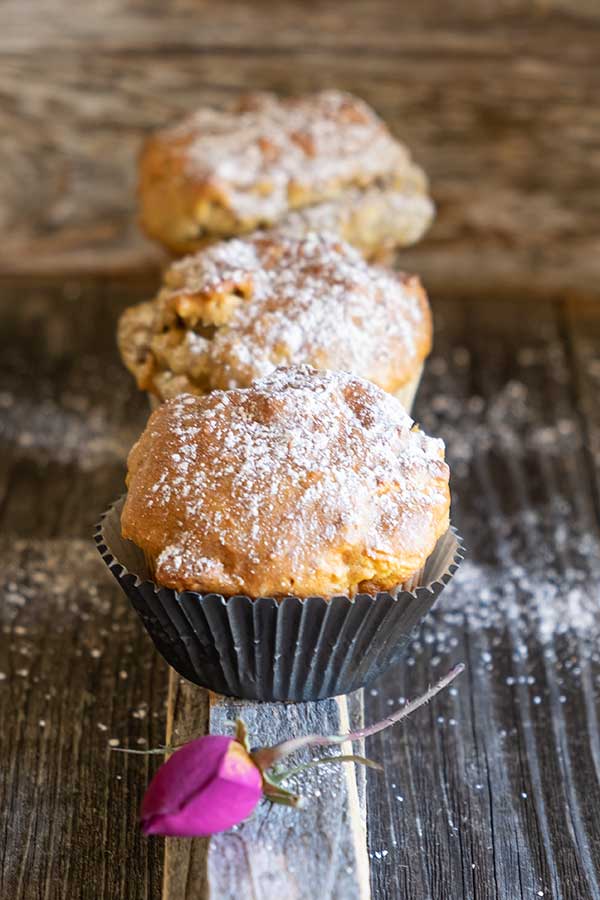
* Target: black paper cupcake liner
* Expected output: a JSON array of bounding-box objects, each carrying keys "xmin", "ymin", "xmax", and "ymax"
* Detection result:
[{"xmin": 95, "ymin": 497, "xmax": 464, "ymax": 702}]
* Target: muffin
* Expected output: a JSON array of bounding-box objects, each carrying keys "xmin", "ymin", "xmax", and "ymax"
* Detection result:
[
  {"xmin": 138, "ymin": 90, "xmax": 434, "ymax": 258},
  {"xmin": 279, "ymin": 180, "xmax": 433, "ymax": 263},
  {"xmin": 121, "ymin": 366, "xmax": 450, "ymax": 597},
  {"xmin": 97, "ymin": 366, "xmax": 461, "ymax": 700},
  {"xmin": 117, "ymin": 230, "xmax": 432, "ymax": 410}
]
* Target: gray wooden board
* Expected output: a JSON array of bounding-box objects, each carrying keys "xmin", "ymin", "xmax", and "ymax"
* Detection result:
[
  {"xmin": 163, "ymin": 677, "xmax": 368, "ymax": 900},
  {"xmin": 1, "ymin": 282, "xmax": 600, "ymax": 898},
  {"xmin": 0, "ymin": 279, "xmax": 167, "ymax": 900},
  {"xmin": 365, "ymin": 300, "xmax": 600, "ymax": 899}
]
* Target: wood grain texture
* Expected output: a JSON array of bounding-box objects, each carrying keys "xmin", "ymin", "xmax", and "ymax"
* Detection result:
[
  {"xmin": 0, "ymin": 279, "xmax": 167, "ymax": 900},
  {"xmin": 2, "ymin": 280, "xmax": 600, "ymax": 899},
  {"xmin": 162, "ymin": 675, "xmax": 210, "ymax": 900},
  {"xmin": 0, "ymin": 1, "xmax": 599, "ymax": 301},
  {"xmin": 364, "ymin": 300, "xmax": 600, "ymax": 899},
  {"xmin": 4, "ymin": 0, "xmax": 600, "ymax": 52},
  {"xmin": 163, "ymin": 675, "xmax": 368, "ymax": 900},
  {"xmin": 565, "ymin": 297, "xmax": 600, "ymax": 505}
]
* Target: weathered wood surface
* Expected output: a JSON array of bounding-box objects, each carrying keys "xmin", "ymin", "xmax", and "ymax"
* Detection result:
[
  {"xmin": 2, "ymin": 282, "xmax": 600, "ymax": 899},
  {"xmin": 164, "ymin": 677, "xmax": 368, "ymax": 900},
  {"xmin": 1, "ymin": 1, "xmax": 599, "ymax": 301},
  {"xmin": 162, "ymin": 677, "xmax": 210, "ymax": 900},
  {"xmin": 0, "ymin": 280, "xmax": 166, "ymax": 900},
  {"xmin": 364, "ymin": 299, "xmax": 600, "ymax": 899}
]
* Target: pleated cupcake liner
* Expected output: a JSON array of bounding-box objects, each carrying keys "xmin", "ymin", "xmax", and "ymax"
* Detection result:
[{"xmin": 94, "ymin": 496, "xmax": 464, "ymax": 702}]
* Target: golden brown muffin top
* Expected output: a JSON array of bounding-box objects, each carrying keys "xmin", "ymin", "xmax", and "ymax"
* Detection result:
[
  {"xmin": 140, "ymin": 90, "xmax": 414, "ymax": 226},
  {"xmin": 121, "ymin": 366, "xmax": 450, "ymax": 598},
  {"xmin": 118, "ymin": 230, "xmax": 432, "ymax": 400}
]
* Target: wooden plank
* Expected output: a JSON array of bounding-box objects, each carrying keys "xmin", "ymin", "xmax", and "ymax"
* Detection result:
[
  {"xmin": 0, "ymin": 276, "xmax": 152, "ymax": 535},
  {"xmin": 3, "ymin": 277, "xmax": 600, "ymax": 899},
  {"xmin": 0, "ymin": 278, "xmax": 167, "ymax": 899},
  {"xmin": 4, "ymin": 0, "xmax": 600, "ymax": 52},
  {"xmin": 163, "ymin": 674, "xmax": 368, "ymax": 900},
  {"xmin": 0, "ymin": 4, "xmax": 599, "ymax": 300},
  {"xmin": 363, "ymin": 299, "xmax": 600, "ymax": 898},
  {"xmin": 0, "ymin": 538, "xmax": 169, "ymax": 900},
  {"xmin": 162, "ymin": 677, "xmax": 210, "ymax": 900},
  {"xmin": 564, "ymin": 297, "xmax": 600, "ymax": 505}
]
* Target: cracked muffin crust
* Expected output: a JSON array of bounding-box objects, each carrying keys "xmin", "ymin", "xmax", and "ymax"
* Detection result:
[
  {"xmin": 138, "ymin": 90, "xmax": 434, "ymax": 256},
  {"xmin": 117, "ymin": 230, "xmax": 432, "ymax": 403},
  {"xmin": 121, "ymin": 366, "xmax": 450, "ymax": 598}
]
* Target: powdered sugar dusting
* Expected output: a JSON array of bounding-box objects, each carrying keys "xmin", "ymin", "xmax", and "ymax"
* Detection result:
[
  {"xmin": 123, "ymin": 231, "xmax": 429, "ymax": 400},
  {"xmin": 123, "ymin": 366, "xmax": 449, "ymax": 597},
  {"xmin": 438, "ymin": 509, "xmax": 600, "ymax": 651},
  {"xmin": 162, "ymin": 91, "xmax": 411, "ymax": 223},
  {"xmin": 279, "ymin": 181, "xmax": 435, "ymax": 251},
  {"xmin": 410, "ymin": 346, "xmax": 600, "ymax": 663},
  {"xmin": 167, "ymin": 236, "xmax": 268, "ymax": 298}
]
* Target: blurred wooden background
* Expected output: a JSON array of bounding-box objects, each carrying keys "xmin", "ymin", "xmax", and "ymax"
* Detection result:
[{"xmin": 1, "ymin": 0, "xmax": 599, "ymax": 299}]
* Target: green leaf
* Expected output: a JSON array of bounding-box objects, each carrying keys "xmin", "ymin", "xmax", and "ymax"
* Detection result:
[{"xmin": 262, "ymin": 771, "xmax": 303, "ymax": 807}]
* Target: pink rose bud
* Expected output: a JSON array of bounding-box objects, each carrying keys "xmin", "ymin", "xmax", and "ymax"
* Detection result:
[{"xmin": 141, "ymin": 735, "xmax": 263, "ymax": 837}]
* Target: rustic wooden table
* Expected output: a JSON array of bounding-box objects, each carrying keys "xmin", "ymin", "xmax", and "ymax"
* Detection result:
[{"xmin": 1, "ymin": 3, "xmax": 600, "ymax": 898}]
